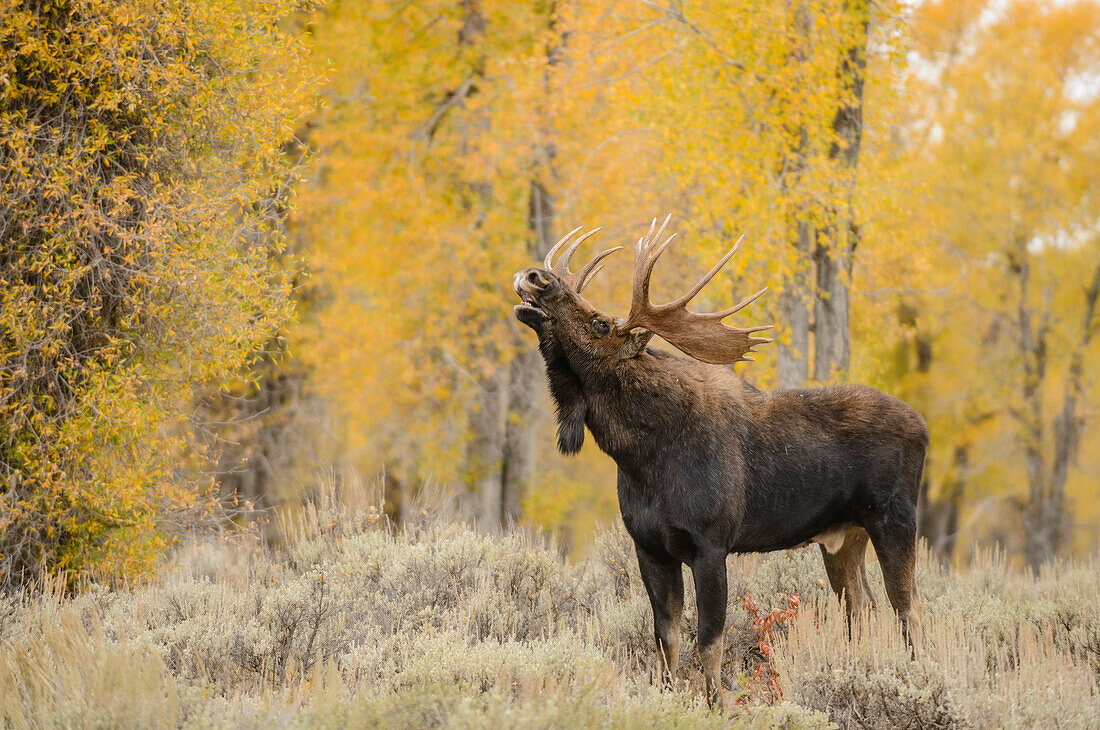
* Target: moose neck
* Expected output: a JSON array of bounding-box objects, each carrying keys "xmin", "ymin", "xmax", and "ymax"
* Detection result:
[{"xmin": 548, "ymin": 338, "xmax": 750, "ymax": 468}]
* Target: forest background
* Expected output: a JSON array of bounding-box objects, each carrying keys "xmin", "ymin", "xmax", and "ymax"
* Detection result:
[{"xmin": 3, "ymin": 0, "xmax": 1100, "ymax": 589}]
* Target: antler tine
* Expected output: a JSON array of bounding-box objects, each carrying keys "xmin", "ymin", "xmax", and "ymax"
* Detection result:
[
  {"xmin": 616, "ymin": 217, "xmax": 772, "ymax": 365},
  {"xmin": 743, "ymin": 325, "xmax": 775, "ymax": 345},
  {"xmin": 704, "ymin": 286, "xmax": 769, "ymax": 319},
  {"xmin": 543, "ymin": 226, "xmax": 620, "ymax": 293},
  {"xmin": 664, "ymin": 234, "xmax": 746, "ymax": 310},
  {"xmin": 578, "ymin": 264, "xmax": 605, "ymax": 292},
  {"xmin": 646, "ymin": 215, "xmax": 673, "ymax": 259},
  {"xmin": 555, "ymin": 227, "xmax": 602, "ymax": 275},
  {"xmin": 629, "ymin": 215, "xmax": 676, "ymax": 320},
  {"xmin": 637, "ymin": 216, "xmax": 658, "ymax": 255},
  {"xmin": 635, "ymin": 214, "xmax": 671, "ymax": 255},
  {"xmin": 638, "ymin": 233, "xmax": 677, "ymax": 307},
  {"xmin": 742, "ymin": 327, "xmax": 776, "ymax": 358},
  {"xmin": 544, "ymin": 226, "xmax": 583, "ymax": 269},
  {"xmin": 574, "ymin": 246, "xmax": 623, "ymax": 291}
]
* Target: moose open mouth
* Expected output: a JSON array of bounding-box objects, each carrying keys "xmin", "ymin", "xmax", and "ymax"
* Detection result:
[
  {"xmin": 514, "ymin": 293, "xmax": 544, "ymax": 320},
  {"xmin": 513, "ymin": 271, "xmax": 547, "ymax": 314},
  {"xmin": 513, "ymin": 273, "xmax": 550, "ymax": 327}
]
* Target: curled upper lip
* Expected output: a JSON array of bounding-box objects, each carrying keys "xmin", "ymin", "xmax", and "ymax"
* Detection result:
[{"xmin": 514, "ymin": 273, "xmax": 544, "ymax": 306}]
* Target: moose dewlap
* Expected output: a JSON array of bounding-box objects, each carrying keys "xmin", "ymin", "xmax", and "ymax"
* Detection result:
[{"xmin": 513, "ymin": 216, "xmax": 928, "ymax": 709}]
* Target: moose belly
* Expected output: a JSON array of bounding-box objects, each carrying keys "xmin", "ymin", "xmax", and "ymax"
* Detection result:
[{"xmin": 732, "ymin": 482, "xmax": 864, "ymax": 553}]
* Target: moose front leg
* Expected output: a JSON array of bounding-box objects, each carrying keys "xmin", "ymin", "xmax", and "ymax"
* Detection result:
[
  {"xmin": 635, "ymin": 545, "xmax": 684, "ymax": 688},
  {"xmin": 692, "ymin": 550, "xmax": 729, "ymax": 710}
]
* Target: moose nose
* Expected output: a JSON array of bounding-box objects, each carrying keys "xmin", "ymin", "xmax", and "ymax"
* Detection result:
[{"xmin": 514, "ymin": 268, "xmax": 550, "ymax": 294}]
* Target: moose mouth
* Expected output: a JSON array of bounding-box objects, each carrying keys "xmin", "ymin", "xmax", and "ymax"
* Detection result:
[
  {"xmin": 517, "ymin": 290, "xmax": 540, "ymax": 307},
  {"xmin": 515, "ymin": 290, "xmax": 544, "ymax": 317},
  {"xmin": 514, "ymin": 272, "xmax": 548, "ymax": 319}
]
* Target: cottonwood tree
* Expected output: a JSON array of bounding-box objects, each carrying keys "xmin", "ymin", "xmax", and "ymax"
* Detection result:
[
  {"xmin": 561, "ymin": 0, "xmax": 901, "ymax": 388},
  {"xmin": 295, "ymin": 1, "xmax": 576, "ymax": 531},
  {"xmin": 292, "ymin": 0, "xmax": 912, "ymax": 536},
  {"xmin": 899, "ymin": 0, "xmax": 1100, "ymax": 567}
]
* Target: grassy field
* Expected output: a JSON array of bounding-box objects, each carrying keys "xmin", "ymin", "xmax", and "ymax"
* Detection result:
[{"xmin": 2, "ymin": 484, "xmax": 1099, "ymax": 729}]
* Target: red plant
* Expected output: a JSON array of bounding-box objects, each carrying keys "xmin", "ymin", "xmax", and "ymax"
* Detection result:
[{"xmin": 736, "ymin": 592, "xmax": 800, "ymax": 706}]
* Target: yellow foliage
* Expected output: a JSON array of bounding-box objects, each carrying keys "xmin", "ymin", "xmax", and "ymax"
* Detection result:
[
  {"xmin": 294, "ymin": 0, "xmax": 903, "ymax": 528},
  {"xmin": 0, "ymin": 0, "xmax": 313, "ymax": 588},
  {"xmin": 8, "ymin": 0, "xmax": 1094, "ymax": 573},
  {"xmin": 858, "ymin": 0, "xmax": 1100, "ymax": 561},
  {"xmin": 294, "ymin": 1, "xmax": 568, "ymax": 483}
]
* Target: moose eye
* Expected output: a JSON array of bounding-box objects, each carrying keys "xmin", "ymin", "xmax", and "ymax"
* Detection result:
[{"xmin": 590, "ymin": 317, "xmax": 610, "ymax": 337}]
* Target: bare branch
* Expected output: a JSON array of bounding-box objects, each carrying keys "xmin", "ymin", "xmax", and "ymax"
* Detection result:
[{"xmin": 636, "ymin": 0, "xmax": 745, "ymax": 70}]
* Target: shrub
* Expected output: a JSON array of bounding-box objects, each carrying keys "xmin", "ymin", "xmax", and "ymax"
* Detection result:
[
  {"xmin": 794, "ymin": 658, "xmax": 959, "ymax": 729},
  {"xmin": 2, "ymin": 488, "xmax": 1099, "ymax": 727},
  {"xmin": 0, "ymin": 0, "xmax": 312, "ymax": 589}
]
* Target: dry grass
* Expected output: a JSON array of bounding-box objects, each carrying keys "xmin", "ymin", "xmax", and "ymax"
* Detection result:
[{"xmin": 2, "ymin": 482, "xmax": 1098, "ymax": 729}]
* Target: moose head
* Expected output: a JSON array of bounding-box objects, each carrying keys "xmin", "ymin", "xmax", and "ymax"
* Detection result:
[{"xmin": 514, "ymin": 215, "xmax": 773, "ymax": 371}]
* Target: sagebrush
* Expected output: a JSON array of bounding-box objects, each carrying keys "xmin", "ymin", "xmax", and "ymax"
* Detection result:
[{"xmin": 1, "ymin": 484, "xmax": 1098, "ymax": 728}]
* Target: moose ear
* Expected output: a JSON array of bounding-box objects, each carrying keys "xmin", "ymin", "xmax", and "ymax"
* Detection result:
[{"xmin": 622, "ymin": 328, "xmax": 654, "ymax": 359}]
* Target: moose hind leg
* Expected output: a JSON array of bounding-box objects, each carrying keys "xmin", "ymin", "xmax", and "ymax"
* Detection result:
[
  {"xmin": 866, "ymin": 510, "xmax": 922, "ymax": 646},
  {"xmin": 819, "ymin": 526, "xmax": 874, "ymax": 629},
  {"xmin": 635, "ymin": 545, "xmax": 684, "ymax": 688}
]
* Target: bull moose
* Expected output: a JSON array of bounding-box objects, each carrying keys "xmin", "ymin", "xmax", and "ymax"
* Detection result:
[{"xmin": 512, "ymin": 216, "xmax": 928, "ymax": 708}]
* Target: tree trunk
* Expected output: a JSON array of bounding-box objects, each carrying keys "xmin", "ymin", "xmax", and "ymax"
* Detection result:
[
  {"xmin": 1011, "ymin": 245, "xmax": 1057, "ymax": 569},
  {"xmin": 812, "ymin": 238, "xmax": 851, "ymax": 381},
  {"xmin": 502, "ymin": 349, "xmax": 541, "ymax": 526},
  {"xmin": 382, "ymin": 469, "xmax": 405, "ymax": 526},
  {"xmin": 498, "ymin": 16, "xmax": 566, "ymax": 531},
  {"xmin": 468, "ymin": 372, "xmax": 505, "ymax": 533},
  {"xmin": 777, "ymin": 219, "xmax": 811, "ymax": 388},
  {"xmin": 451, "ymin": 0, "xmax": 506, "ymax": 532},
  {"xmin": 1024, "ymin": 262, "xmax": 1100, "ymax": 568},
  {"xmin": 895, "ymin": 299, "xmax": 961, "ymax": 564},
  {"xmin": 500, "ymin": 180, "xmax": 557, "ymax": 529},
  {"xmin": 919, "ymin": 444, "xmax": 965, "ymax": 565},
  {"xmin": 813, "ymin": 0, "xmax": 867, "ymax": 382}
]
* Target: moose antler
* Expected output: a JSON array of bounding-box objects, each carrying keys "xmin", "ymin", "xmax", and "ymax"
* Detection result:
[
  {"xmin": 615, "ymin": 215, "xmax": 772, "ymax": 364},
  {"xmin": 544, "ymin": 226, "xmax": 623, "ymax": 293}
]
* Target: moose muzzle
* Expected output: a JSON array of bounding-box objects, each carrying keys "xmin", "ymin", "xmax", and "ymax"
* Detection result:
[{"xmin": 514, "ymin": 268, "xmax": 552, "ymax": 327}]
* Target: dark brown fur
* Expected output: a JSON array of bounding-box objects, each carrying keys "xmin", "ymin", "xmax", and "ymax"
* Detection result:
[{"xmin": 513, "ymin": 266, "xmax": 927, "ymax": 708}]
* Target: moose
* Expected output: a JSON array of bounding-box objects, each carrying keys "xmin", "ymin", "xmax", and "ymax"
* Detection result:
[{"xmin": 513, "ymin": 217, "xmax": 928, "ymax": 708}]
